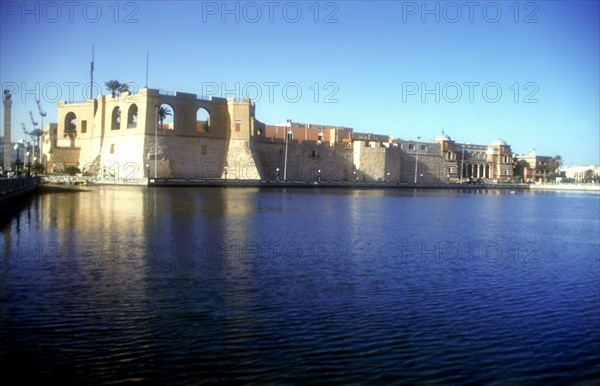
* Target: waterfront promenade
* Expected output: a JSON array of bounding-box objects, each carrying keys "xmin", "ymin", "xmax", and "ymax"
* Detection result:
[
  {"xmin": 6, "ymin": 175, "xmax": 598, "ymax": 195},
  {"xmin": 0, "ymin": 177, "xmax": 41, "ymax": 203},
  {"xmin": 41, "ymin": 175, "xmax": 529, "ymax": 190}
]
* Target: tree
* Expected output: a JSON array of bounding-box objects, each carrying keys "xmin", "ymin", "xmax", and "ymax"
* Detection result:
[
  {"xmin": 584, "ymin": 169, "xmax": 596, "ymax": 183},
  {"xmin": 157, "ymin": 106, "xmax": 172, "ymax": 129},
  {"xmin": 32, "ymin": 162, "xmax": 45, "ymax": 174},
  {"xmin": 64, "ymin": 166, "xmax": 81, "ymax": 176},
  {"xmin": 118, "ymin": 83, "xmax": 130, "ymax": 95},
  {"xmin": 549, "ymin": 155, "xmax": 563, "ymax": 172},
  {"xmin": 22, "ymin": 123, "xmax": 45, "ymax": 161},
  {"xmin": 547, "ymin": 155, "xmax": 563, "ymax": 181},
  {"xmin": 105, "ymin": 80, "xmax": 131, "ymax": 98}
]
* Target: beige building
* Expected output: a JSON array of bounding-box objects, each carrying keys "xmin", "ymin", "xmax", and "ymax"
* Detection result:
[
  {"xmin": 431, "ymin": 132, "xmax": 514, "ymax": 181},
  {"xmin": 513, "ymin": 150, "xmax": 554, "ymax": 183},
  {"xmin": 44, "ymin": 88, "xmax": 262, "ymax": 179},
  {"xmin": 43, "ymin": 88, "xmax": 516, "ymax": 183}
]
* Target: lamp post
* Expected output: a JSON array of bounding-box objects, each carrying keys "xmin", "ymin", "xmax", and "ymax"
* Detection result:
[
  {"xmin": 284, "ymin": 119, "xmax": 292, "ymax": 181},
  {"xmin": 276, "ymin": 167, "xmax": 279, "ymax": 182},
  {"xmin": 387, "ymin": 172, "xmax": 390, "ymax": 183},
  {"xmin": 317, "ymin": 169, "xmax": 321, "ymax": 183},
  {"xmin": 13, "ymin": 144, "xmax": 19, "ymax": 177},
  {"xmin": 224, "ymin": 166, "xmax": 228, "ymax": 180},
  {"xmin": 154, "ymin": 104, "xmax": 158, "ymax": 179},
  {"xmin": 146, "ymin": 163, "xmax": 150, "ymax": 178},
  {"xmin": 460, "ymin": 143, "xmax": 465, "ymax": 181},
  {"xmin": 414, "ymin": 136, "xmax": 421, "ymax": 183},
  {"xmin": 37, "ymin": 99, "xmax": 46, "ymax": 166},
  {"xmin": 26, "ymin": 151, "xmax": 30, "ymax": 176}
]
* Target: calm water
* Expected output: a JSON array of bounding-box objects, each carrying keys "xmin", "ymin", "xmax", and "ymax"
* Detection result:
[{"xmin": 1, "ymin": 186, "xmax": 599, "ymax": 384}]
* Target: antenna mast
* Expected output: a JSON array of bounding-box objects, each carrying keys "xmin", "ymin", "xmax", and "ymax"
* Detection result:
[
  {"xmin": 90, "ymin": 44, "xmax": 95, "ymax": 100},
  {"xmin": 145, "ymin": 49, "xmax": 149, "ymax": 88}
]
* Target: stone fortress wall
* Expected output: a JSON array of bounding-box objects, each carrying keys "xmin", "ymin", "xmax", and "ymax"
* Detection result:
[{"xmin": 44, "ymin": 88, "xmax": 514, "ymax": 183}]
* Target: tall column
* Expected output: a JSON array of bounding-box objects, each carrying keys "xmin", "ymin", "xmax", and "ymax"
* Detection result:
[{"xmin": 3, "ymin": 90, "xmax": 12, "ymax": 172}]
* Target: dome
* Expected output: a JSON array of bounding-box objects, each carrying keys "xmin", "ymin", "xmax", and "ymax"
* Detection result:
[
  {"xmin": 490, "ymin": 138, "xmax": 507, "ymax": 146},
  {"xmin": 434, "ymin": 131, "xmax": 451, "ymax": 142}
]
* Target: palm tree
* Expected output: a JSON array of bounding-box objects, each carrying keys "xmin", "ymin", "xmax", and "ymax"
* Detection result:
[
  {"xmin": 548, "ymin": 155, "xmax": 563, "ymax": 180},
  {"xmin": 105, "ymin": 80, "xmax": 121, "ymax": 98},
  {"xmin": 157, "ymin": 106, "xmax": 172, "ymax": 129},
  {"xmin": 118, "ymin": 83, "xmax": 130, "ymax": 95},
  {"xmin": 22, "ymin": 122, "xmax": 47, "ymax": 165}
]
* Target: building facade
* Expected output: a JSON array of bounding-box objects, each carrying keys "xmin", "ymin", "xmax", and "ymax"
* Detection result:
[{"xmin": 43, "ymin": 88, "xmax": 517, "ymax": 183}]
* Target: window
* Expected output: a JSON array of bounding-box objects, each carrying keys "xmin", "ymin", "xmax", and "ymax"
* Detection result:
[
  {"xmin": 196, "ymin": 108, "xmax": 210, "ymax": 132},
  {"xmin": 110, "ymin": 144, "xmax": 115, "ymax": 153},
  {"xmin": 64, "ymin": 112, "xmax": 77, "ymax": 147},
  {"xmin": 127, "ymin": 104, "xmax": 138, "ymax": 129},
  {"xmin": 158, "ymin": 104, "xmax": 174, "ymax": 130},
  {"xmin": 408, "ymin": 144, "xmax": 414, "ymax": 150},
  {"xmin": 81, "ymin": 120, "xmax": 87, "ymax": 134},
  {"xmin": 420, "ymin": 145, "xmax": 426, "ymax": 151},
  {"xmin": 111, "ymin": 107, "xmax": 121, "ymax": 130},
  {"xmin": 235, "ymin": 120, "xmax": 242, "ymax": 132}
]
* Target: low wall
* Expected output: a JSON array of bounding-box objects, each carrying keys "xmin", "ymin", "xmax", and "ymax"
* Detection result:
[
  {"xmin": 0, "ymin": 177, "xmax": 41, "ymax": 203},
  {"xmin": 529, "ymin": 184, "xmax": 600, "ymax": 192}
]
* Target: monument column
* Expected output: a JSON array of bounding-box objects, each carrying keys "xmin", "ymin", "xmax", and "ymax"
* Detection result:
[{"xmin": 3, "ymin": 89, "xmax": 12, "ymax": 172}]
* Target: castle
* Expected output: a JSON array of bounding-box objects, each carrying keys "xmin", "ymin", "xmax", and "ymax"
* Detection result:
[{"xmin": 41, "ymin": 88, "xmax": 516, "ymax": 183}]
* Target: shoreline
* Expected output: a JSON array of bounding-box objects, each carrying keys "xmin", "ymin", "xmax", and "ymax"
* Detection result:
[
  {"xmin": 24, "ymin": 176, "xmax": 600, "ymax": 193},
  {"xmin": 147, "ymin": 178, "xmax": 529, "ymax": 190}
]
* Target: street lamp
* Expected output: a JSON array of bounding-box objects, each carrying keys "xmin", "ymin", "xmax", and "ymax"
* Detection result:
[
  {"xmin": 26, "ymin": 151, "xmax": 30, "ymax": 176},
  {"xmin": 317, "ymin": 169, "xmax": 321, "ymax": 182},
  {"xmin": 146, "ymin": 163, "xmax": 150, "ymax": 178},
  {"xmin": 154, "ymin": 104, "xmax": 158, "ymax": 179},
  {"xmin": 414, "ymin": 136, "xmax": 421, "ymax": 183},
  {"xmin": 37, "ymin": 99, "xmax": 46, "ymax": 166},
  {"xmin": 276, "ymin": 167, "xmax": 279, "ymax": 182},
  {"xmin": 460, "ymin": 144, "xmax": 465, "ymax": 181},
  {"xmin": 284, "ymin": 119, "xmax": 292, "ymax": 181},
  {"xmin": 387, "ymin": 172, "xmax": 390, "ymax": 183},
  {"xmin": 224, "ymin": 165, "xmax": 228, "ymax": 180},
  {"xmin": 13, "ymin": 144, "xmax": 19, "ymax": 177}
]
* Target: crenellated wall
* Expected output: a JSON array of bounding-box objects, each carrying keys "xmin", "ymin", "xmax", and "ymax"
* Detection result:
[{"xmin": 43, "ymin": 88, "xmax": 512, "ymax": 183}]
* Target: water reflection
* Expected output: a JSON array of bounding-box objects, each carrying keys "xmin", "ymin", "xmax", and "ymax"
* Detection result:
[{"xmin": 1, "ymin": 186, "xmax": 598, "ymax": 384}]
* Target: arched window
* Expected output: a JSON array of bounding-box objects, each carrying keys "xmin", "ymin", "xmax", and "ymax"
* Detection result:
[
  {"xmin": 158, "ymin": 104, "xmax": 174, "ymax": 130},
  {"xmin": 64, "ymin": 112, "xmax": 77, "ymax": 147},
  {"xmin": 127, "ymin": 104, "xmax": 138, "ymax": 128},
  {"xmin": 196, "ymin": 107, "xmax": 210, "ymax": 132},
  {"xmin": 111, "ymin": 107, "xmax": 121, "ymax": 130}
]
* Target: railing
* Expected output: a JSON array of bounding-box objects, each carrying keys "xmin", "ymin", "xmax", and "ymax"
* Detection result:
[
  {"xmin": 0, "ymin": 177, "xmax": 41, "ymax": 199},
  {"xmin": 43, "ymin": 176, "xmax": 147, "ymax": 186}
]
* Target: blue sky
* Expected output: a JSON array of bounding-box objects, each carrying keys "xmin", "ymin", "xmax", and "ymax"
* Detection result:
[{"xmin": 1, "ymin": 1, "xmax": 598, "ymax": 165}]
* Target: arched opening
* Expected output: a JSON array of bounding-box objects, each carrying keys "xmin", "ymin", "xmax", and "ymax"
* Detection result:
[
  {"xmin": 158, "ymin": 104, "xmax": 174, "ymax": 130},
  {"xmin": 196, "ymin": 107, "xmax": 210, "ymax": 133},
  {"xmin": 127, "ymin": 104, "xmax": 138, "ymax": 128},
  {"xmin": 64, "ymin": 112, "xmax": 77, "ymax": 147},
  {"xmin": 111, "ymin": 106, "xmax": 121, "ymax": 130}
]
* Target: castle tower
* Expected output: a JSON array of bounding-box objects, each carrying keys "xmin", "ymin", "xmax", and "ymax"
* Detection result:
[{"xmin": 3, "ymin": 89, "xmax": 12, "ymax": 172}]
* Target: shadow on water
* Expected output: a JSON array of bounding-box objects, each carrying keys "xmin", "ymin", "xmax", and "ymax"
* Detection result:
[
  {"xmin": 0, "ymin": 192, "xmax": 38, "ymax": 230},
  {"xmin": 0, "ymin": 185, "xmax": 91, "ymax": 230}
]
